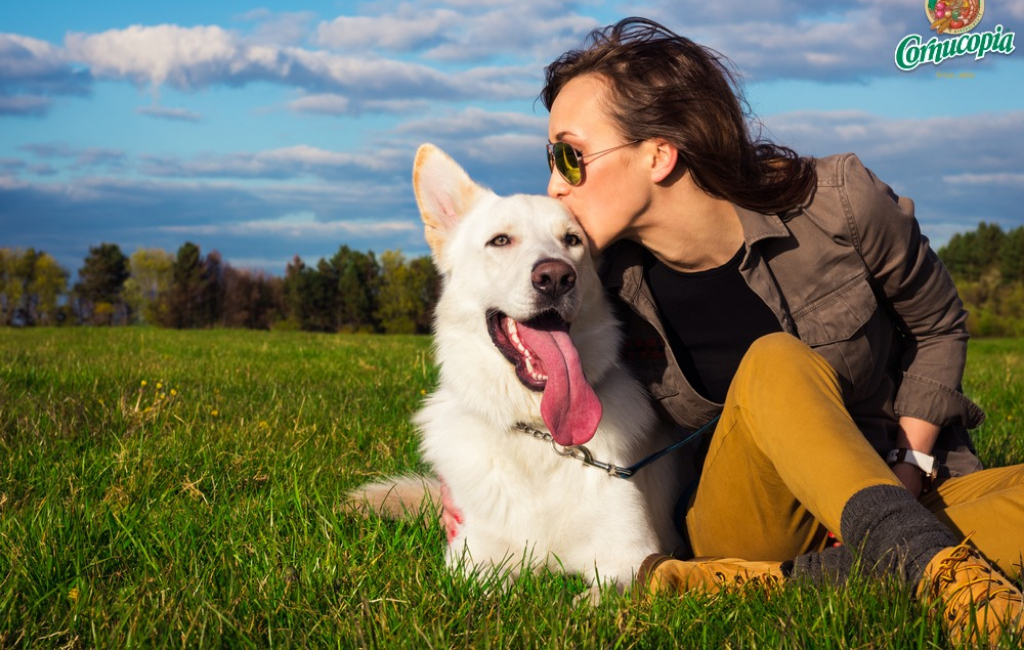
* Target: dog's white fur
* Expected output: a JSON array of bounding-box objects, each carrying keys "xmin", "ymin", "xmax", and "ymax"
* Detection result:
[{"xmin": 352, "ymin": 144, "xmax": 684, "ymax": 595}]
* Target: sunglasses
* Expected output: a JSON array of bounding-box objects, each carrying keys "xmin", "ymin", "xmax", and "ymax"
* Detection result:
[{"xmin": 546, "ymin": 140, "xmax": 642, "ymax": 186}]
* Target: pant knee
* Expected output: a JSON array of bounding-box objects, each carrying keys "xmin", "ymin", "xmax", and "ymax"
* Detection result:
[
  {"xmin": 738, "ymin": 333, "xmax": 835, "ymax": 381},
  {"xmin": 729, "ymin": 332, "xmax": 843, "ymax": 412}
]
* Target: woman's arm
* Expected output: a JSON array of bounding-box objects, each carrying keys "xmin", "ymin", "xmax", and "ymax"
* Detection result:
[{"xmin": 841, "ymin": 154, "xmax": 984, "ymax": 432}]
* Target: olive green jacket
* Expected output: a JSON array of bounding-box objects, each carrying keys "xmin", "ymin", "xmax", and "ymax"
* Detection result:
[{"xmin": 602, "ymin": 153, "xmax": 985, "ymax": 479}]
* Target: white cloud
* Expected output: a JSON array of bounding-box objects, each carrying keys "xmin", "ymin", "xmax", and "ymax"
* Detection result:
[
  {"xmin": 942, "ymin": 173, "xmax": 1024, "ymax": 186},
  {"xmin": 65, "ymin": 25, "xmax": 239, "ymax": 90},
  {"xmin": 237, "ymin": 10, "xmax": 317, "ymax": 46},
  {"xmin": 764, "ymin": 110, "xmax": 1024, "ymax": 168},
  {"xmin": 61, "ymin": 23, "xmax": 531, "ymax": 102},
  {"xmin": 761, "ymin": 108, "xmax": 1024, "ymax": 241},
  {"xmin": 0, "ymin": 32, "xmax": 91, "ymax": 113},
  {"xmin": 0, "ymin": 33, "xmax": 69, "ymax": 79},
  {"xmin": 158, "ymin": 215, "xmax": 416, "ymax": 239},
  {"xmin": 288, "ymin": 93, "xmax": 350, "ymax": 115},
  {"xmin": 140, "ymin": 144, "xmax": 408, "ymax": 180},
  {"xmin": 314, "ymin": 11, "xmax": 459, "ymax": 52},
  {"xmin": 0, "ymin": 94, "xmax": 51, "ymax": 115},
  {"xmin": 395, "ymin": 106, "xmax": 546, "ymax": 136},
  {"xmin": 287, "ymin": 93, "xmax": 435, "ymax": 116},
  {"xmin": 136, "ymin": 105, "xmax": 202, "ymax": 122}
]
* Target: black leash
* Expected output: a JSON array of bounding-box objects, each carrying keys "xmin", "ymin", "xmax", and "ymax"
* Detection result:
[{"xmin": 515, "ymin": 415, "xmax": 720, "ymax": 479}]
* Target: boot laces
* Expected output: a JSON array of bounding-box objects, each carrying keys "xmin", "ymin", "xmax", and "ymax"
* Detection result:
[{"xmin": 930, "ymin": 542, "xmax": 1022, "ymax": 621}]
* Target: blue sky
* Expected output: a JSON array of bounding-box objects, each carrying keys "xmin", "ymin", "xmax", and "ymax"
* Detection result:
[{"xmin": 2, "ymin": 0, "xmax": 1023, "ymax": 275}]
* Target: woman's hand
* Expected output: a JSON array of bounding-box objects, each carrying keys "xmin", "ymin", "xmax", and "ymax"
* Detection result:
[
  {"xmin": 439, "ymin": 478, "xmax": 463, "ymax": 543},
  {"xmin": 891, "ymin": 461, "xmax": 924, "ymax": 498}
]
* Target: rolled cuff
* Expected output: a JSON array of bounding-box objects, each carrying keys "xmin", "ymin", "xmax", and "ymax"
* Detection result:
[{"xmin": 894, "ymin": 372, "xmax": 985, "ymax": 429}]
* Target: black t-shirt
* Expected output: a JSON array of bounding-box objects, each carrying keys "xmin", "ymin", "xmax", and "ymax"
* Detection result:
[{"xmin": 645, "ymin": 246, "xmax": 782, "ymax": 404}]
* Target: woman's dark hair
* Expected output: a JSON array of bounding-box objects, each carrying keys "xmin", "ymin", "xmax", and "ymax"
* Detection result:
[{"xmin": 542, "ymin": 17, "xmax": 815, "ymax": 214}]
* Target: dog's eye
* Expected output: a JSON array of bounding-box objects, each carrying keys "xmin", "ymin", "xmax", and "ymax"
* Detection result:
[
  {"xmin": 488, "ymin": 234, "xmax": 511, "ymax": 247},
  {"xmin": 564, "ymin": 233, "xmax": 582, "ymax": 247}
]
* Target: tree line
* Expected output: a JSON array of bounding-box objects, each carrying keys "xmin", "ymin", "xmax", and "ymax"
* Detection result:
[
  {"xmin": 4, "ymin": 222, "xmax": 1022, "ymax": 336},
  {"xmin": 0, "ymin": 242, "xmax": 440, "ymax": 334},
  {"xmin": 937, "ymin": 222, "xmax": 1024, "ymax": 337}
]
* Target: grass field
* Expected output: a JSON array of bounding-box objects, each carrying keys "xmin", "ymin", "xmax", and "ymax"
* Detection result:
[{"xmin": 1, "ymin": 328, "xmax": 1023, "ymax": 648}]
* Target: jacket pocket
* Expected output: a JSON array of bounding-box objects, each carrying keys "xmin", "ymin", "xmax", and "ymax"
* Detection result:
[
  {"xmin": 791, "ymin": 274, "xmax": 885, "ymax": 401},
  {"xmin": 791, "ymin": 274, "xmax": 877, "ymax": 346}
]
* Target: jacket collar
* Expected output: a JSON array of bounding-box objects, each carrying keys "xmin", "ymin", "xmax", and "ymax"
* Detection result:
[{"xmin": 600, "ymin": 204, "xmax": 791, "ymax": 302}]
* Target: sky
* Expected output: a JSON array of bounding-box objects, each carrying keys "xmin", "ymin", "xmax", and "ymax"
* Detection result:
[{"xmin": 1, "ymin": 0, "xmax": 1023, "ymax": 276}]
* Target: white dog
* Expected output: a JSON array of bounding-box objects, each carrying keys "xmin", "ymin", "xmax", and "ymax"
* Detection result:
[{"xmin": 352, "ymin": 144, "xmax": 686, "ymax": 597}]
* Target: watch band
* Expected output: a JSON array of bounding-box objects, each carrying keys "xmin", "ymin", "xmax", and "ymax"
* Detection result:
[{"xmin": 885, "ymin": 447, "xmax": 938, "ymax": 479}]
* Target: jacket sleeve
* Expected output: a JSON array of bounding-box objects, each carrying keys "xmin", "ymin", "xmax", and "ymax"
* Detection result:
[{"xmin": 840, "ymin": 154, "xmax": 984, "ymax": 429}]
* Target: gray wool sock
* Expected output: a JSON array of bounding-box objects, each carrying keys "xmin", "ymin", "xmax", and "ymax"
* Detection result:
[
  {"xmin": 839, "ymin": 484, "xmax": 957, "ymax": 586},
  {"xmin": 789, "ymin": 543, "xmax": 857, "ymax": 585}
]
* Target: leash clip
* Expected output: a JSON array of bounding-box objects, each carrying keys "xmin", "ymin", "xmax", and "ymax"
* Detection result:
[{"xmin": 551, "ymin": 441, "xmax": 635, "ymax": 478}]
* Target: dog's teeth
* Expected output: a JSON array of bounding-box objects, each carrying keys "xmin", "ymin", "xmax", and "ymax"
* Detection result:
[
  {"xmin": 506, "ymin": 319, "xmax": 522, "ymax": 346},
  {"xmin": 507, "ymin": 319, "xmax": 531, "ymax": 356},
  {"xmin": 524, "ymin": 356, "xmax": 547, "ymax": 382}
]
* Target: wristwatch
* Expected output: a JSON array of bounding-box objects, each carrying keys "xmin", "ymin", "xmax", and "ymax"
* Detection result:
[{"xmin": 885, "ymin": 448, "xmax": 939, "ymax": 480}]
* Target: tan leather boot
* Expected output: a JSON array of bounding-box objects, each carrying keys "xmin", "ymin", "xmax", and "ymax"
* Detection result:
[
  {"xmin": 639, "ymin": 555, "xmax": 786, "ymax": 596},
  {"xmin": 917, "ymin": 541, "xmax": 1024, "ymax": 646}
]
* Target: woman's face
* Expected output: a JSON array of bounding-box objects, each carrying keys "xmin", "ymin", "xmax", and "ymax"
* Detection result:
[{"xmin": 547, "ymin": 74, "xmax": 651, "ymax": 254}]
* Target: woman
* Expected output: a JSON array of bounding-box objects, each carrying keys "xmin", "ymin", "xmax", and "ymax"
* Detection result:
[{"xmin": 446, "ymin": 17, "xmax": 1024, "ymax": 644}]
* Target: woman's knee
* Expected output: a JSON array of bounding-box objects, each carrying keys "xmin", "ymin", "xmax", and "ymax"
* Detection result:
[
  {"xmin": 731, "ymin": 333, "xmax": 841, "ymax": 402},
  {"xmin": 740, "ymin": 333, "xmax": 833, "ymax": 377}
]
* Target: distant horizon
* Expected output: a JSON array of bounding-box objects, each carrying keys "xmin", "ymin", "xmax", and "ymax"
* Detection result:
[{"xmin": 3, "ymin": 1, "xmax": 1023, "ymax": 277}]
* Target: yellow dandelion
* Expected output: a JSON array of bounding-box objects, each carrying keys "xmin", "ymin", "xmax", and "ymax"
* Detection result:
[
  {"xmin": 140, "ymin": 380, "xmax": 147, "ymax": 387},
  {"xmin": 259, "ymin": 421, "xmax": 268, "ymax": 428},
  {"xmin": 156, "ymin": 383, "xmax": 163, "ymax": 390},
  {"xmin": 211, "ymin": 410, "xmax": 219, "ymax": 417},
  {"xmin": 68, "ymin": 587, "xmax": 80, "ymax": 602},
  {"xmin": 170, "ymin": 389, "xmax": 177, "ymax": 396}
]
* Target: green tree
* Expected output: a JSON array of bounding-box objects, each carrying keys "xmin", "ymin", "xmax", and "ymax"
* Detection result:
[
  {"xmin": 201, "ymin": 250, "xmax": 225, "ymax": 326},
  {"xmin": 167, "ymin": 242, "xmax": 208, "ymax": 329},
  {"xmin": 123, "ymin": 248, "xmax": 174, "ymax": 325},
  {"xmin": 409, "ymin": 255, "xmax": 441, "ymax": 333},
  {"xmin": 331, "ymin": 246, "xmax": 380, "ymax": 332},
  {"xmin": 76, "ymin": 243, "xmax": 129, "ymax": 325},
  {"xmin": 28, "ymin": 253, "xmax": 69, "ymax": 325},
  {"xmin": 0, "ymin": 248, "xmax": 26, "ymax": 324},
  {"xmin": 282, "ymin": 255, "xmax": 312, "ymax": 330},
  {"xmin": 998, "ymin": 227, "xmax": 1024, "ymax": 283},
  {"xmin": 939, "ymin": 222, "xmax": 1005, "ymax": 281},
  {"xmin": 376, "ymin": 251, "xmax": 439, "ymax": 334}
]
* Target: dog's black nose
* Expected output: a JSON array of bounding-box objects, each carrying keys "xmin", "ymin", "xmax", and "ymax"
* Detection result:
[{"xmin": 532, "ymin": 260, "xmax": 576, "ymax": 299}]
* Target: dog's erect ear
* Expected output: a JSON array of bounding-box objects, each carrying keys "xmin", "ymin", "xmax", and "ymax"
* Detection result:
[{"xmin": 412, "ymin": 144, "xmax": 489, "ymax": 260}]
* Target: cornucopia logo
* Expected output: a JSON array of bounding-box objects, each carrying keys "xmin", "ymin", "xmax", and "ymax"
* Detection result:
[{"xmin": 894, "ymin": 0, "xmax": 1015, "ymax": 70}]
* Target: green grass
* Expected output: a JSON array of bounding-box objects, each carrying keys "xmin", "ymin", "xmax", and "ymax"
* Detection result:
[{"xmin": 1, "ymin": 328, "xmax": 1022, "ymax": 648}]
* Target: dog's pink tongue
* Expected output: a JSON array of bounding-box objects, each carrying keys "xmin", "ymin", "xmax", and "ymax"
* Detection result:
[{"xmin": 517, "ymin": 320, "xmax": 602, "ymax": 446}]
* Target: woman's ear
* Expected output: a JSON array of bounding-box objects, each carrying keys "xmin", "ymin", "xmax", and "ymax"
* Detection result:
[{"xmin": 649, "ymin": 139, "xmax": 680, "ymax": 184}]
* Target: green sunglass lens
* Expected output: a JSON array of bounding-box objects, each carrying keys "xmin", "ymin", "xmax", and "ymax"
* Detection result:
[{"xmin": 553, "ymin": 143, "xmax": 582, "ymax": 185}]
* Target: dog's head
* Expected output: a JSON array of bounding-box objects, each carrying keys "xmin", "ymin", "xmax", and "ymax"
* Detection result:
[{"xmin": 412, "ymin": 143, "xmax": 612, "ymax": 446}]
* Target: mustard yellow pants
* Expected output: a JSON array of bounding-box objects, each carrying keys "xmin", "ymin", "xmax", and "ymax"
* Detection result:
[{"xmin": 685, "ymin": 333, "xmax": 1024, "ymax": 579}]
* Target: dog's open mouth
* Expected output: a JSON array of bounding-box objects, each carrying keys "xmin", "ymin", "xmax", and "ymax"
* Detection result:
[{"xmin": 488, "ymin": 311, "xmax": 602, "ymax": 447}]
